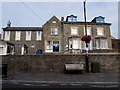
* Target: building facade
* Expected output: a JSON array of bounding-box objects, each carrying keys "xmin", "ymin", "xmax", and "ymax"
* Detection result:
[
  {"xmin": 2, "ymin": 27, "xmax": 43, "ymax": 55},
  {"xmin": 2, "ymin": 15, "xmax": 112, "ymax": 55},
  {"xmin": 112, "ymin": 39, "xmax": 120, "ymax": 50},
  {"xmin": 0, "ymin": 40, "xmax": 14, "ymax": 55}
]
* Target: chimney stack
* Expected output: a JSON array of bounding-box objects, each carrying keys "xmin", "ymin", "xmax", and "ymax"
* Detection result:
[
  {"xmin": 7, "ymin": 20, "xmax": 11, "ymax": 27},
  {"xmin": 61, "ymin": 17, "xmax": 64, "ymax": 22}
]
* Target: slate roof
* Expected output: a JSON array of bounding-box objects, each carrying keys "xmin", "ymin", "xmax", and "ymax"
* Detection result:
[
  {"xmin": 3, "ymin": 27, "xmax": 43, "ymax": 31},
  {"xmin": 63, "ymin": 21, "xmax": 111, "ymax": 25},
  {"xmin": 0, "ymin": 40, "xmax": 14, "ymax": 46}
]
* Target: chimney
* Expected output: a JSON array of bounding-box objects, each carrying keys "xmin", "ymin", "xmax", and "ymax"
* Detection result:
[
  {"xmin": 61, "ymin": 17, "xmax": 64, "ymax": 22},
  {"xmin": 7, "ymin": 20, "xmax": 11, "ymax": 27}
]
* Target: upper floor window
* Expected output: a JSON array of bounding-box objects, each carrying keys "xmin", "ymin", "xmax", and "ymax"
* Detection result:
[
  {"xmin": 96, "ymin": 16, "xmax": 105, "ymax": 23},
  {"xmin": 92, "ymin": 16, "xmax": 105, "ymax": 23},
  {"xmin": 71, "ymin": 27, "xmax": 78, "ymax": 35},
  {"xmin": 84, "ymin": 27, "xmax": 91, "ymax": 35},
  {"xmin": 52, "ymin": 21, "xmax": 56, "ymax": 23},
  {"xmin": 15, "ymin": 31, "xmax": 21, "ymax": 41},
  {"xmin": 66, "ymin": 15, "xmax": 77, "ymax": 22},
  {"xmin": 4, "ymin": 31, "xmax": 10, "ymax": 41},
  {"xmin": 26, "ymin": 31, "xmax": 31, "ymax": 41},
  {"xmin": 68, "ymin": 18, "xmax": 72, "ymax": 22},
  {"xmin": 97, "ymin": 27, "xmax": 104, "ymax": 35},
  {"xmin": 36, "ymin": 31, "xmax": 42, "ymax": 40},
  {"xmin": 51, "ymin": 27, "xmax": 58, "ymax": 35}
]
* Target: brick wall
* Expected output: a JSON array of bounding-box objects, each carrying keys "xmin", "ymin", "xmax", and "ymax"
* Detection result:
[{"xmin": 1, "ymin": 54, "xmax": 120, "ymax": 73}]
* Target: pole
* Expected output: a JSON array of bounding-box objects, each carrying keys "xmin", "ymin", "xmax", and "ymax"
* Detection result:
[
  {"xmin": 92, "ymin": 23, "xmax": 95, "ymax": 50},
  {"xmin": 84, "ymin": 0, "xmax": 88, "ymax": 48},
  {"xmin": 83, "ymin": 0, "xmax": 89, "ymax": 73},
  {"xmin": 84, "ymin": 0, "xmax": 87, "ymax": 36}
]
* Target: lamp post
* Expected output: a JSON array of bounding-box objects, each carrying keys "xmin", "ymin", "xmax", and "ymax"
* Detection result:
[
  {"xmin": 92, "ymin": 22, "xmax": 95, "ymax": 50},
  {"xmin": 83, "ymin": 0, "xmax": 89, "ymax": 73}
]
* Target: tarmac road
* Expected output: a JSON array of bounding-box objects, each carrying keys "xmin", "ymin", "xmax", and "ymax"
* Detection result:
[
  {"xmin": 1, "ymin": 72, "xmax": 120, "ymax": 89},
  {"xmin": 1, "ymin": 80, "xmax": 119, "ymax": 88}
]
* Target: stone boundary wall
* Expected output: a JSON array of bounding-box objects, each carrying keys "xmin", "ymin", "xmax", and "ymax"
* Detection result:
[{"xmin": 1, "ymin": 54, "xmax": 120, "ymax": 73}]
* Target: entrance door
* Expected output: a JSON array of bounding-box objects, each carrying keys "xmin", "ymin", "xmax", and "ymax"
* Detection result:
[{"xmin": 53, "ymin": 41, "xmax": 59, "ymax": 52}]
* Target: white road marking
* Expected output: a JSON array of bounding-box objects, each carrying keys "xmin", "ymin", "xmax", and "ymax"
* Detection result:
[
  {"xmin": 22, "ymin": 84, "xmax": 33, "ymax": 86},
  {"xmin": 60, "ymin": 83, "xmax": 67, "ymax": 85},
  {"xmin": 40, "ymin": 84, "xmax": 49, "ymax": 86},
  {"xmin": 12, "ymin": 82, "xmax": 18, "ymax": 84},
  {"xmin": 92, "ymin": 85, "xmax": 118, "ymax": 88},
  {"xmin": 70, "ymin": 83, "xmax": 82, "ymax": 86}
]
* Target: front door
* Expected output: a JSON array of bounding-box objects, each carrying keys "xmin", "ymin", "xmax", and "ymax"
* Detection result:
[{"xmin": 53, "ymin": 41, "xmax": 59, "ymax": 52}]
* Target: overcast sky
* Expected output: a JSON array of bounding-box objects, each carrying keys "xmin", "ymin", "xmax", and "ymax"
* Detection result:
[{"xmin": 0, "ymin": 0, "xmax": 119, "ymax": 39}]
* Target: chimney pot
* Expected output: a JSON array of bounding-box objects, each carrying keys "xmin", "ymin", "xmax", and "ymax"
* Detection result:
[
  {"xmin": 61, "ymin": 17, "xmax": 64, "ymax": 21},
  {"xmin": 7, "ymin": 20, "xmax": 11, "ymax": 27}
]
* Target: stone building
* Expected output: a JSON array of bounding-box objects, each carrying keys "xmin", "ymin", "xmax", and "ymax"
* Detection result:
[
  {"xmin": 2, "ymin": 15, "xmax": 112, "ymax": 55},
  {"xmin": 112, "ymin": 39, "xmax": 120, "ymax": 50},
  {"xmin": 2, "ymin": 26, "xmax": 43, "ymax": 55},
  {"xmin": 62, "ymin": 15, "xmax": 112, "ymax": 53},
  {"xmin": 0, "ymin": 40, "xmax": 14, "ymax": 55}
]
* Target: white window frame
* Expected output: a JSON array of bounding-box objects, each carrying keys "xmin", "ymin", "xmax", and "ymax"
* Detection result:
[
  {"xmin": 21, "ymin": 46, "xmax": 24, "ymax": 55},
  {"xmin": 96, "ymin": 39, "xmax": 100, "ymax": 49},
  {"xmin": 26, "ymin": 31, "xmax": 31, "ymax": 41},
  {"xmin": 68, "ymin": 18, "xmax": 72, "ymax": 22},
  {"xmin": 73, "ymin": 40, "xmax": 79, "ymax": 49},
  {"xmin": 69, "ymin": 39, "xmax": 72, "ymax": 49},
  {"xmin": 1, "ymin": 30, "xmax": 4, "ymax": 40},
  {"xmin": 45, "ymin": 41, "xmax": 53, "ymax": 52},
  {"xmin": 36, "ymin": 31, "xmax": 42, "ymax": 40},
  {"xmin": 46, "ymin": 41, "xmax": 52, "ymax": 50},
  {"xmin": 97, "ymin": 27, "xmax": 104, "ymax": 35},
  {"xmin": 71, "ymin": 27, "xmax": 78, "ymax": 35},
  {"xmin": 51, "ymin": 27, "xmax": 58, "ymax": 35},
  {"xmin": 52, "ymin": 21, "xmax": 56, "ymax": 23},
  {"xmin": 4, "ymin": 31, "xmax": 10, "ymax": 41},
  {"xmin": 101, "ymin": 39, "xmax": 106, "ymax": 49},
  {"xmin": 15, "ymin": 31, "xmax": 21, "ymax": 41},
  {"xmin": 0, "ymin": 47, "xmax": 4, "ymax": 55},
  {"xmin": 96, "ymin": 39, "xmax": 107, "ymax": 49},
  {"xmin": 84, "ymin": 27, "xmax": 91, "ymax": 35}
]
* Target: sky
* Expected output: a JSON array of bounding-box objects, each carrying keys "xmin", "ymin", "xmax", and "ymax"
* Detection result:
[{"xmin": 0, "ymin": 0, "xmax": 119, "ymax": 39}]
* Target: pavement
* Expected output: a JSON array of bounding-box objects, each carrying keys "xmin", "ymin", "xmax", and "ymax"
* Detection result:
[{"xmin": 2, "ymin": 72, "xmax": 119, "ymax": 83}]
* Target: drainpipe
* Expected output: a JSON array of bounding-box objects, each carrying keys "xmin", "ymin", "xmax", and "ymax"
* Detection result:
[{"xmin": 61, "ymin": 17, "xmax": 64, "ymax": 53}]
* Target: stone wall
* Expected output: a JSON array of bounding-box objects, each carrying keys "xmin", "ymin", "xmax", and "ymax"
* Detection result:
[{"xmin": 1, "ymin": 54, "xmax": 120, "ymax": 73}]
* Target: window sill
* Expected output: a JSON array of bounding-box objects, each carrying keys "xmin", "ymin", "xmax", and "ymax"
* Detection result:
[
  {"xmin": 51, "ymin": 35, "xmax": 58, "ymax": 36},
  {"xmin": 15, "ymin": 40, "xmax": 20, "ymax": 41},
  {"xmin": 26, "ymin": 40, "xmax": 31, "ymax": 41},
  {"xmin": 36, "ymin": 40, "xmax": 42, "ymax": 41}
]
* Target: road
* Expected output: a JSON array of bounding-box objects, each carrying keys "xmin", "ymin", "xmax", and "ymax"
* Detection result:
[{"xmin": 1, "ymin": 80, "xmax": 119, "ymax": 89}]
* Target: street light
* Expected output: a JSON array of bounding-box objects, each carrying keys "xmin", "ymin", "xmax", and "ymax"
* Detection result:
[{"xmin": 83, "ymin": 0, "xmax": 89, "ymax": 73}]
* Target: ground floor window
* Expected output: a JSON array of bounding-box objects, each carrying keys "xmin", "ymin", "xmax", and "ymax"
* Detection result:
[
  {"xmin": 101, "ymin": 39, "xmax": 106, "ymax": 49},
  {"xmin": 53, "ymin": 41, "xmax": 59, "ymax": 52},
  {"xmin": 73, "ymin": 40, "xmax": 79, "ymax": 49},
  {"xmin": 95, "ymin": 39, "xmax": 107, "ymax": 49},
  {"xmin": 0, "ymin": 47, "xmax": 3, "ymax": 55},
  {"xmin": 46, "ymin": 41, "xmax": 52, "ymax": 50},
  {"xmin": 45, "ymin": 41, "xmax": 59, "ymax": 52},
  {"xmin": 68, "ymin": 38, "xmax": 80, "ymax": 50}
]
